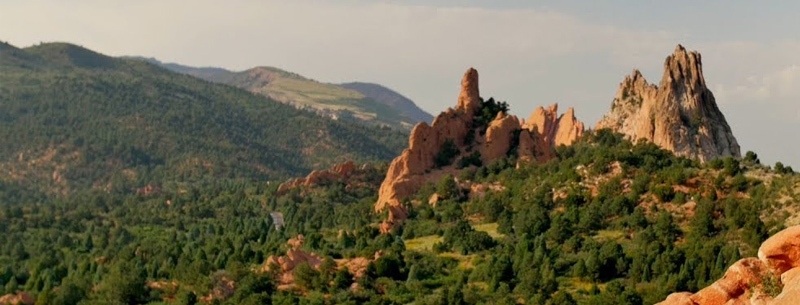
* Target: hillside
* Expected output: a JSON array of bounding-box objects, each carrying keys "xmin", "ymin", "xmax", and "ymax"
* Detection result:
[
  {"xmin": 339, "ymin": 82, "xmax": 433, "ymax": 124},
  {"xmin": 137, "ymin": 58, "xmax": 432, "ymax": 130},
  {"xmin": 0, "ymin": 42, "xmax": 406, "ymax": 196}
]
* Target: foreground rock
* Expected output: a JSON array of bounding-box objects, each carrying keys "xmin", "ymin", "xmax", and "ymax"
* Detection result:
[
  {"xmin": 656, "ymin": 225, "xmax": 800, "ymax": 305},
  {"xmin": 374, "ymin": 68, "xmax": 585, "ymax": 230},
  {"xmin": 596, "ymin": 45, "xmax": 740, "ymax": 162}
]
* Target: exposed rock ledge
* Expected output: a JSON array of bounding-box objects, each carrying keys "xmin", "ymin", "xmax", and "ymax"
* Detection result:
[{"xmin": 656, "ymin": 225, "xmax": 800, "ymax": 305}]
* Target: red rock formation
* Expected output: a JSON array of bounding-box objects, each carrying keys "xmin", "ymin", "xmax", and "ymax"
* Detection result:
[
  {"xmin": 260, "ymin": 235, "xmax": 324, "ymax": 288},
  {"xmin": 480, "ymin": 112, "xmax": 520, "ymax": 163},
  {"xmin": 656, "ymin": 225, "xmax": 800, "ymax": 305},
  {"xmin": 0, "ymin": 292, "xmax": 34, "ymax": 305},
  {"xmin": 276, "ymin": 161, "xmax": 357, "ymax": 194},
  {"xmin": 374, "ymin": 68, "xmax": 585, "ymax": 229},
  {"xmin": 554, "ymin": 107, "xmax": 585, "ymax": 147},
  {"xmin": 521, "ymin": 103, "xmax": 584, "ymax": 160},
  {"xmin": 759, "ymin": 226, "xmax": 800, "ymax": 274},
  {"xmin": 596, "ymin": 45, "xmax": 741, "ymax": 162}
]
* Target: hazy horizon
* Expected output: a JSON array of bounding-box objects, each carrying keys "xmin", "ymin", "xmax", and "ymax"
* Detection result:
[{"xmin": 2, "ymin": 0, "xmax": 798, "ymax": 167}]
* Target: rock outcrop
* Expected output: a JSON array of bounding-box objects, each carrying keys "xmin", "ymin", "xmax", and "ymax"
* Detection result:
[
  {"xmin": 375, "ymin": 68, "xmax": 585, "ymax": 229},
  {"xmin": 0, "ymin": 292, "xmax": 34, "ymax": 305},
  {"xmin": 276, "ymin": 161, "xmax": 357, "ymax": 195},
  {"xmin": 260, "ymin": 235, "xmax": 324, "ymax": 289},
  {"xmin": 596, "ymin": 45, "xmax": 740, "ymax": 162},
  {"xmin": 656, "ymin": 225, "xmax": 800, "ymax": 305}
]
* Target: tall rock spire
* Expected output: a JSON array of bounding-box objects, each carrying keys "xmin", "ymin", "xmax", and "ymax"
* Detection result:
[{"xmin": 596, "ymin": 45, "xmax": 741, "ymax": 162}]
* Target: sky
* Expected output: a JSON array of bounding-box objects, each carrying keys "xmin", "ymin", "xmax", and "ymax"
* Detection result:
[{"xmin": 1, "ymin": 0, "xmax": 799, "ymax": 168}]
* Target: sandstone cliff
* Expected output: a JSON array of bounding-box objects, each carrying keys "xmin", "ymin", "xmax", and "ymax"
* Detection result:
[
  {"xmin": 596, "ymin": 45, "xmax": 740, "ymax": 162},
  {"xmin": 656, "ymin": 225, "xmax": 800, "ymax": 305},
  {"xmin": 375, "ymin": 68, "xmax": 585, "ymax": 229}
]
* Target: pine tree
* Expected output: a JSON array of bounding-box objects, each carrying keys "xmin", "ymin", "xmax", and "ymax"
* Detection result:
[{"xmin": 5, "ymin": 276, "xmax": 18, "ymax": 294}]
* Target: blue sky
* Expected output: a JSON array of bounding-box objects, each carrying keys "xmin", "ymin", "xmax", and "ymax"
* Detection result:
[{"xmin": 1, "ymin": 0, "xmax": 798, "ymax": 167}]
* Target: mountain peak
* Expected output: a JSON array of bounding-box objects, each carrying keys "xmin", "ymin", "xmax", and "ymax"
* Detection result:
[
  {"xmin": 597, "ymin": 45, "xmax": 740, "ymax": 162},
  {"xmin": 25, "ymin": 42, "xmax": 118, "ymax": 69},
  {"xmin": 661, "ymin": 44, "xmax": 705, "ymax": 90}
]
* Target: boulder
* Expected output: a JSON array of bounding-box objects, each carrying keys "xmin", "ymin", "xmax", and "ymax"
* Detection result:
[{"xmin": 759, "ymin": 226, "xmax": 800, "ymax": 274}]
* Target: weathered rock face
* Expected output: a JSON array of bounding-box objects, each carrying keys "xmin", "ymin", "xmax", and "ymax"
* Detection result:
[
  {"xmin": 375, "ymin": 68, "xmax": 585, "ymax": 228},
  {"xmin": 656, "ymin": 225, "xmax": 800, "ymax": 305},
  {"xmin": 520, "ymin": 104, "xmax": 584, "ymax": 161},
  {"xmin": 596, "ymin": 45, "xmax": 740, "ymax": 162},
  {"xmin": 480, "ymin": 112, "xmax": 520, "ymax": 163}
]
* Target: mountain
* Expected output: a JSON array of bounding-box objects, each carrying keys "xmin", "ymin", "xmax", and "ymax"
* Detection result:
[
  {"xmin": 339, "ymin": 82, "xmax": 433, "ymax": 124},
  {"xmin": 0, "ymin": 42, "xmax": 406, "ymax": 196},
  {"xmin": 596, "ymin": 45, "xmax": 741, "ymax": 162},
  {"xmin": 136, "ymin": 58, "xmax": 432, "ymax": 130}
]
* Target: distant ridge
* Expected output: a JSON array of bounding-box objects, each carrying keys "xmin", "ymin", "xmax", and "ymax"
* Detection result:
[
  {"xmin": 134, "ymin": 57, "xmax": 433, "ymax": 130},
  {"xmin": 340, "ymin": 82, "xmax": 433, "ymax": 124}
]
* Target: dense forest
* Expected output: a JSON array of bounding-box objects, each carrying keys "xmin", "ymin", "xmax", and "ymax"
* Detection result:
[
  {"xmin": 1, "ymin": 122, "xmax": 797, "ymax": 304},
  {"xmin": 0, "ymin": 41, "xmax": 406, "ymax": 197}
]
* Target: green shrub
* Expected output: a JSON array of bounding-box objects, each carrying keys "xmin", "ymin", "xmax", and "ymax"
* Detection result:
[{"xmin": 435, "ymin": 140, "xmax": 460, "ymax": 168}]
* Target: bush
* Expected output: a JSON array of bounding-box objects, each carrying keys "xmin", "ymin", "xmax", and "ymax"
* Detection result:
[
  {"xmin": 652, "ymin": 185, "xmax": 675, "ymax": 202},
  {"xmin": 435, "ymin": 140, "xmax": 460, "ymax": 168},
  {"xmin": 436, "ymin": 175, "xmax": 460, "ymax": 200},
  {"xmin": 457, "ymin": 151, "xmax": 482, "ymax": 169},
  {"xmin": 709, "ymin": 158, "xmax": 724, "ymax": 170},
  {"xmin": 723, "ymin": 157, "xmax": 741, "ymax": 176}
]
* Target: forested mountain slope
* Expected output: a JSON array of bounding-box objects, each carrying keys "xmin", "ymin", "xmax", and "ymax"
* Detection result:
[{"xmin": 0, "ymin": 42, "xmax": 406, "ymax": 197}]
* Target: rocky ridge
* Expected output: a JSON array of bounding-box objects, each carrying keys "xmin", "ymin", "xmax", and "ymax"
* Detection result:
[
  {"xmin": 656, "ymin": 225, "xmax": 800, "ymax": 305},
  {"xmin": 596, "ymin": 44, "xmax": 740, "ymax": 162},
  {"xmin": 374, "ymin": 68, "xmax": 585, "ymax": 230}
]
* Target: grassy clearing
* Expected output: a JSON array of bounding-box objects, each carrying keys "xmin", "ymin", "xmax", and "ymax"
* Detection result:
[
  {"xmin": 438, "ymin": 252, "xmax": 479, "ymax": 269},
  {"xmin": 472, "ymin": 222, "xmax": 504, "ymax": 239},
  {"xmin": 592, "ymin": 229, "xmax": 625, "ymax": 243},
  {"xmin": 404, "ymin": 235, "xmax": 443, "ymax": 251},
  {"xmin": 560, "ymin": 277, "xmax": 605, "ymax": 295}
]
